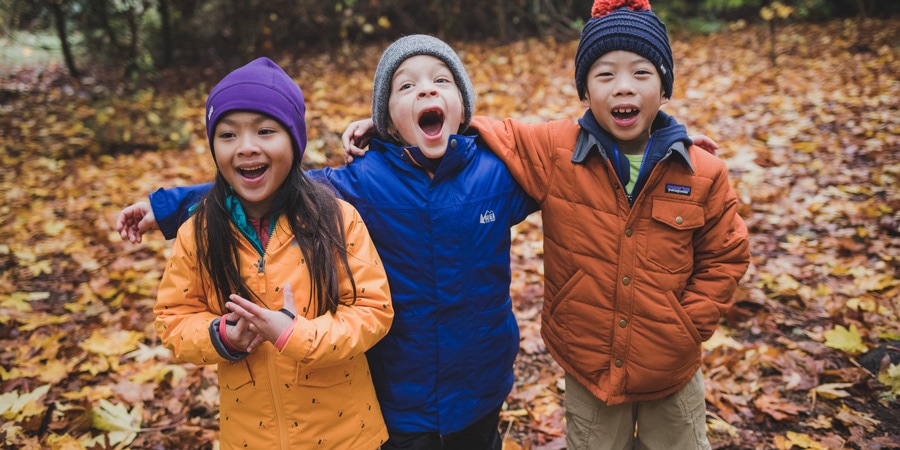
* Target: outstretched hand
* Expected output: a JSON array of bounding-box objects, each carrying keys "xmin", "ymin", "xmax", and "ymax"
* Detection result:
[
  {"xmin": 226, "ymin": 283, "xmax": 299, "ymax": 346},
  {"xmin": 341, "ymin": 118, "xmax": 377, "ymax": 163},
  {"xmin": 116, "ymin": 201, "xmax": 159, "ymax": 243}
]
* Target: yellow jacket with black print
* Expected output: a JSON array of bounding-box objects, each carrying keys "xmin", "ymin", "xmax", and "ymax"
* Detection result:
[
  {"xmin": 155, "ymin": 199, "xmax": 392, "ymax": 449},
  {"xmin": 471, "ymin": 112, "xmax": 749, "ymax": 406}
]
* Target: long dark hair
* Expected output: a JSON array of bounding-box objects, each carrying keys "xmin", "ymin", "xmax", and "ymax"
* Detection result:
[{"xmin": 193, "ymin": 162, "xmax": 357, "ymax": 316}]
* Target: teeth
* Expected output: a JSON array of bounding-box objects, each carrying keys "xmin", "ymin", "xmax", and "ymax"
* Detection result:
[
  {"xmin": 614, "ymin": 108, "xmax": 635, "ymax": 114},
  {"xmin": 239, "ymin": 164, "xmax": 266, "ymax": 171}
]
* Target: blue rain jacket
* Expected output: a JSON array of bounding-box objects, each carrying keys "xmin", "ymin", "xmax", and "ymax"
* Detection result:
[{"xmin": 150, "ymin": 133, "xmax": 538, "ymax": 434}]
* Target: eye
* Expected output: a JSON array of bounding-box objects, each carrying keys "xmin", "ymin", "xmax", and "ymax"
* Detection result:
[
  {"xmin": 397, "ymin": 82, "xmax": 413, "ymax": 91},
  {"xmin": 259, "ymin": 128, "xmax": 277, "ymax": 136},
  {"xmin": 435, "ymin": 76, "xmax": 452, "ymax": 84},
  {"xmin": 218, "ymin": 131, "xmax": 236, "ymax": 139}
]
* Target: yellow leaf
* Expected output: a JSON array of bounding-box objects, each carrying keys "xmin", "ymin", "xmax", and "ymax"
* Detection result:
[
  {"xmin": 27, "ymin": 259, "xmax": 53, "ymax": 277},
  {"xmin": 43, "ymin": 221, "xmax": 66, "ymax": 236},
  {"xmin": 37, "ymin": 359, "xmax": 71, "ymax": 385},
  {"xmin": 785, "ymin": 431, "xmax": 827, "ymax": 449},
  {"xmin": 823, "ymin": 324, "xmax": 868, "ymax": 354},
  {"xmin": 90, "ymin": 399, "xmax": 142, "ymax": 432},
  {"xmin": 0, "ymin": 291, "xmax": 50, "ymax": 312},
  {"xmin": 44, "ymin": 433, "xmax": 84, "ymax": 450},
  {"xmin": 812, "ymin": 383, "xmax": 853, "ymax": 399},
  {"xmin": 378, "ymin": 16, "xmax": 391, "ymax": 29},
  {"xmin": 80, "ymin": 329, "xmax": 144, "ymax": 356},
  {"xmin": 0, "ymin": 384, "xmax": 51, "ymax": 420},
  {"xmin": 124, "ymin": 343, "xmax": 171, "ymax": 363},
  {"xmin": 877, "ymin": 363, "xmax": 900, "ymax": 395},
  {"xmin": 707, "ymin": 415, "xmax": 739, "ymax": 437}
]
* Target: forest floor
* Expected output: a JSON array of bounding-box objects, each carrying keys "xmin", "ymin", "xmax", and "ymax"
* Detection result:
[{"xmin": 1, "ymin": 17, "xmax": 899, "ymax": 449}]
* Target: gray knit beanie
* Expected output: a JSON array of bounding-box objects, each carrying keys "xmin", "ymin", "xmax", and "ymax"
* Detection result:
[{"xmin": 372, "ymin": 34, "xmax": 475, "ymax": 141}]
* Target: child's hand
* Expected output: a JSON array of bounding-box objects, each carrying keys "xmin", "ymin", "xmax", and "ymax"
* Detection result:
[
  {"xmin": 226, "ymin": 283, "xmax": 299, "ymax": 344},
  {"xmin": 116, "ymin": 201, "xmax": 158, "ymax": 244},
  {"xmin": 341, "ymin": 118, "xmax": 376, "ymax": 163},
  {"xmin": 691, "ymin": 134, "xmax": 719, "ymax": 156},
  {"xmin": 223, "ymin": 314, "xmax": 264, "ymax": 352}
]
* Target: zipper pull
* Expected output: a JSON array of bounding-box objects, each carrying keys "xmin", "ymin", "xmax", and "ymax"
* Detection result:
[{"xmin": 258, "ymin": 258, "xmax": 265, "ymax": 273}]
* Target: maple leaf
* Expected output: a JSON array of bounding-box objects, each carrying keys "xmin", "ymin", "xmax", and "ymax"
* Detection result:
[
  {"xmin": 753, "ymin": 393, "xmax": 806, "ymax": 420},
  {"xmin": 0, "ymin": 385, "xmax": 51, "ymax": 421},
  {"xmin": 811, "ymin": 382, "xmax": 853, "ymax": 400},
  {"xmin": 776, "ymin": 431, "xmax": 829, "ymax": 450},
  {"xmin": 877, "ymin": 363, "xmax": 900, "ymax": 396},
  {"xmin": 834, "ymin": 403, "xmax": 880, "ymax": 431},
  {"xmin": 90, "ymin": 399, "xmax": 143, "ymax": 434},
  {"xmin": 823, "ymin": 324, "xmax": 868, "ymax": 355}
]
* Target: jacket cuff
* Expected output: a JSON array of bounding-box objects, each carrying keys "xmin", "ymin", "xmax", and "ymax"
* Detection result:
[{"xmin": 209, "ymin": 317, "xmax": 248, "ymax": 361}]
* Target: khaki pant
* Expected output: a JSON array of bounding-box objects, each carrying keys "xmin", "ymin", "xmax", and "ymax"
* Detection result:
[{"xmin": 564, "ymin": 369, "xmax": 711, "ymax": 450}]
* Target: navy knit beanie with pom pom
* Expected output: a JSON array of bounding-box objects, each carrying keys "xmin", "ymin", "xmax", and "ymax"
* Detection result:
[{"xmin": 575, "ymin": 0, "xmax": 674, "ymax": 100}]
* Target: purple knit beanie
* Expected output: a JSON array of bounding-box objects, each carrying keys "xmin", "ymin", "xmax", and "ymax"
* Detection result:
[
  {"xmin": 205, "ymin": 57, "xmax": 307, "ymax": 162},
  {"xmin": 575, "ymin": 0, "xmax": 674, "ymax": 100}
]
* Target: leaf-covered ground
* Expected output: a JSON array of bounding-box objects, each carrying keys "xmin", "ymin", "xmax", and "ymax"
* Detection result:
[{"xmin": 1, "ymin": 18, "xmax": 899, "ymax": 449}]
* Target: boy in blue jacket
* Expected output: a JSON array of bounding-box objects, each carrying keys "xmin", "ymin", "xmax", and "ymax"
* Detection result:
[{"xmin": 117, "ymin": 35, "xmax": 537, "ymax": 450}]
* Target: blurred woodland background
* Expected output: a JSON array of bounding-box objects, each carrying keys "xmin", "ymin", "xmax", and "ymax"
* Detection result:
[
  {"xmin": 2, "ymin": 0, "xmax": 899, "ymax": 80},
  {"xmin": 1, "ymin": 0, "xmax": 900, "ymax": 449}
]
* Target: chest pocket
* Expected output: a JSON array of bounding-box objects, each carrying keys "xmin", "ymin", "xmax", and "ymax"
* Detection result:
[
  {"xmin": 297, "ymin": 362, "xmax": 356, "ymax": 388},
  {"xmin": 647, "ymin": 199, "xmax": 705, "ymax": 273}
]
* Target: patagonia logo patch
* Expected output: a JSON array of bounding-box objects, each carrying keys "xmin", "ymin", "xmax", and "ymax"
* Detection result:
[{"xmin": 665, "ymin": 184, "xmax": 691, "ymax": 196}]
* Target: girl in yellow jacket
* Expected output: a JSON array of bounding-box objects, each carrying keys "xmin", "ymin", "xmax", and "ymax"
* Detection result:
[{"xmin": 154, "ymin": 57, "xmax": 393, "ymax": 449}]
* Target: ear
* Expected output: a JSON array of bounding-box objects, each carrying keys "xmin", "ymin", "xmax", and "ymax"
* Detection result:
[{"xmin": 581, "ymin": 92, "xmax": 591, "ymax": 108}]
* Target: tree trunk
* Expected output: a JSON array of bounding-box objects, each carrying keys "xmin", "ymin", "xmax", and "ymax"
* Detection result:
[
  {"xmin": 495, "ymin": 0, "xmax": 508, "ymax": 42},
  {"xmin": 158, "ymin": 0, "xmax": 173, "ymax": 67},
  {"xmin": 51, "ymin": 1, "xmax": 79, "ymax": 78}
]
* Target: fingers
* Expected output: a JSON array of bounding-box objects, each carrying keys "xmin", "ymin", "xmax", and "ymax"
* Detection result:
[
  {"xmin": 228, "ymin": 294, "xmax": 264, "ymax": 315},
  {"xmin": 691, "ymin": 134, "xmax": 719, "ymax": 156},
  {"xmin": 245, "ymin": 334, "xmax": 266, "ymax": 353}
]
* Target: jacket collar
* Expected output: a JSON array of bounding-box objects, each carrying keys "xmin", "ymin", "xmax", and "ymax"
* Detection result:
[
  {"xmin": 370, "ymin": 134, "xmax": 477, "ymax": 183},
  {"xmin": 572, "ymin": 109, "xmax": 694, "ymax": 173},
  {"xmin": 225, "ymin": 194, "xmax": 277, "ymax": 256}
]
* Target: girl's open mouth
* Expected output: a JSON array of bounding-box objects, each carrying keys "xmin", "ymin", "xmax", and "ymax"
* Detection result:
[{"xmin": 238, "ymin": 164, "xmax": 269, "ymax": 180}]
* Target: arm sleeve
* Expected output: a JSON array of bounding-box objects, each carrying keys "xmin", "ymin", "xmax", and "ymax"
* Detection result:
[
  {"xmin": 278, "ymin": 203, "xmax": 393, "ymax": 367},
  {"xmin": 470, "ymin": 115, "xmax": 558, "ymax": 202},
  {"xmin": 148, "ymin": 183, "xmax": 213, "ymax": 239},
  {"xmin": 154, "ymin": 221, "xmax": 231, "ymax": 364},
  {"xmin": 681, "ymin": 157, "xmax": 750, "ymax": 341}
]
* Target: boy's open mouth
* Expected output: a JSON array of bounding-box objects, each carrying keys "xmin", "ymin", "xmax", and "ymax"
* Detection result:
[
  {"xmin": 238, "ymin": 164, "xmax": 269, "ymax": 180},
  {"xmin": 611, "ymin": 107, "xmax": 640, "ymax": 120},
  {"xmin": 418, "ymin": 109, "xmax": 445, "ymax": 137}
]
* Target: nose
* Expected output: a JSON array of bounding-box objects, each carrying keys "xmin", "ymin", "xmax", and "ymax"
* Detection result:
[
  {"xmin": 417, "ymin": 83, "xmax": 437, "ymax": 98},
  {"xmin": 613, "ymin": 79, "xmax": 635, "ymax": 97},
  {"xmin": 236, "ymin": 133, "xmax": 261, "ymax": 155}
]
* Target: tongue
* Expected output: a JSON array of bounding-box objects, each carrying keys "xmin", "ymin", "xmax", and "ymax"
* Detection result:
[{"xmin": 421, "ymin": 121, "xmax": 442, "ymax": 137}]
